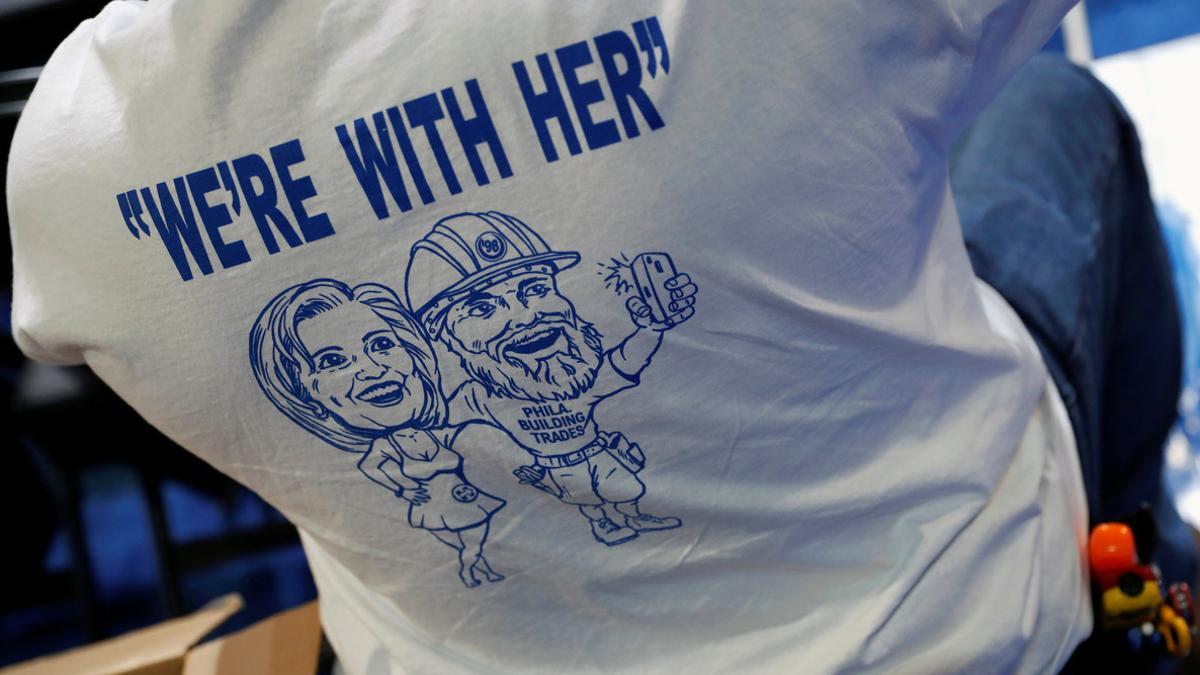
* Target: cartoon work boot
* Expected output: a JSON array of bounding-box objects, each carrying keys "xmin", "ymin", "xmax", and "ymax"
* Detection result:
[
  {"xmin": 624, "ymin": 512, "xmax": 682, "ymax": 533},
  {"xmin": 591, "ymin": 517, "xmax": 639, "ymax": 546}
]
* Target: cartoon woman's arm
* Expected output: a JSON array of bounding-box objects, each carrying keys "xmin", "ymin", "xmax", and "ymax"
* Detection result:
[{"xmin": 357, "ymin": 453, "xmax": 429, "ymax": 505}]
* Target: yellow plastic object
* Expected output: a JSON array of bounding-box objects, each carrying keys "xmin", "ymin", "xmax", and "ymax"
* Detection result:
[
  {"xmin": 1101, "ymin": 579, "xmax": 1161, "ymax": 629},
  {"xmin": 1157, "ymin": 605, "xmax": 1192, "ymax": 658}
]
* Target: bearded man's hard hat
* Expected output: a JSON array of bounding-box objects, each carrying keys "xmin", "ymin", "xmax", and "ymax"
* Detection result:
[{"xmin": 405, "ymin": 211, "xmax": 580, "ymax": 336}]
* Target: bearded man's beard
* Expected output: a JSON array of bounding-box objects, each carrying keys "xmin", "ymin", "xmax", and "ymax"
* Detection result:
[{"xmin": 453, "ymin": 320, "xmax": 605, "ymax": 402}]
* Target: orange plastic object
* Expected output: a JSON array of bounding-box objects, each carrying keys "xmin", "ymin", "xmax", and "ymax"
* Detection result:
[
  {"xmin": 1158, "ymin": 604, "xmax": 1193, "ymax": 657},
  {"xmin": 1090, "ymin": 523, "xmax": 1138, "ymax": 588}
]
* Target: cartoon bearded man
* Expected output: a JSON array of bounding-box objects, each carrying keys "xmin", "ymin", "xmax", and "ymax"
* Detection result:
[{"xmin": 404, "ymin": 212, "xmax": 697, "ymax": 546}]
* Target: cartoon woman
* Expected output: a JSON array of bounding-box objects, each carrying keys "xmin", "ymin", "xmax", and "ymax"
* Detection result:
[{"xmin": 249, "ymin": 279, "xmax": 504, "ymax": 588}]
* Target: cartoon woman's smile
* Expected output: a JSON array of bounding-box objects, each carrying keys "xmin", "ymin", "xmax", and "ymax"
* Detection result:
[
  {"xmin": 356, "ymin": 379, "xmax": 410, "ymax": 406},
  {"xmin": 297, "ymin": 303, "xmax": 433, "ymax": 431},
  {"xmin": 251, "ymin": 277, "xmax": 503, "ymax": 589}
]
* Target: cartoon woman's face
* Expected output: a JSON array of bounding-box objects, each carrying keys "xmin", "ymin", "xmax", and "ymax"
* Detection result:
[{"xmin": 296, "ymin": 302, "xmax": 429, "ymax": 433}]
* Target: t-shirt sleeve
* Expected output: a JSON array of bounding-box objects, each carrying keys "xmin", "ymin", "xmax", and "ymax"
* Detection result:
[
  {"xmin": 716, "ymin": 1, "xmax": 1077, "ymax": 310},
  {"xmin": 593, "ymin": 352, "xmax": 640, "ymax": 399},
  {"xmin": 8, "ymin": 27, "xmax": 95, "ymax": 366},
  {"xmin": 937, "ymin": 0, "xmax": 1079, "ymax": 141},
  {"xmin": 860, "ymin": 0, "xmax": 1077, "ymax": 150},
  {"xmin": 8, "ymin": 4, "xmax": 146, "ymax": 365}
]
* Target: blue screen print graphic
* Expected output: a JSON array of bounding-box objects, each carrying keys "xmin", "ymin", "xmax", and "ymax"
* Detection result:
[
  {"xmin": 247, "ymin": 211, "xmax": 698, "ymax": 586},
  {"xmin": 248, "ymin": 279, "xmax": 505, "ymax": 588},
  {"xmin": 406, "ymin": 212, "xmax": 697, "ymax": 547}
]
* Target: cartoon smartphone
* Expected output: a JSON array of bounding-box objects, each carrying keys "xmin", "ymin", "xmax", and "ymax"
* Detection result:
[{"xmin": 632, "ymin": 252, "xmax": 679, "ymax": 324}]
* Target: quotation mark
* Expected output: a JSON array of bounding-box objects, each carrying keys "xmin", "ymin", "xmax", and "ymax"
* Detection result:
[{"xmin": 633, "ymin": 17, "xmax": 670, "ymax": 79}]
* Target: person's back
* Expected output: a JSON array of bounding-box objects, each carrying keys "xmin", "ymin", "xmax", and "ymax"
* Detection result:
[{"xmin": 8, "ymin": 2, "xmax": 1090, "ymax": 672}]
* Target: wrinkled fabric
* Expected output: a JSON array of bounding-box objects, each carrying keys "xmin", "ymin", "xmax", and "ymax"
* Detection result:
[
  {"xmin": 952, "ymin": 54, "xmax": 1194, "ymax": 673},
  {"xmin": 9, "ymin": 2, "xmax": 1088, "ymax": 672}
]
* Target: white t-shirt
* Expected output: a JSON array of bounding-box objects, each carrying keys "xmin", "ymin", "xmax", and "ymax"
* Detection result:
[{"xmin": 9, "ymin": 1, "xmax": 1091, "ymax": 672}]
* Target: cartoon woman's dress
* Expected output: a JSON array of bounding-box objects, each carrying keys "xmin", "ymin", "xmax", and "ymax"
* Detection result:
[{"xmin": 366, "ymin": 431, "xmax": 504, "ymax": 532}]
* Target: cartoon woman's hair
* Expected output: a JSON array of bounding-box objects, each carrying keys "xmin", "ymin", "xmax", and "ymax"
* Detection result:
[{"xmin": 248, "ymin": 279, "xmax": 446, "ymax": 453}]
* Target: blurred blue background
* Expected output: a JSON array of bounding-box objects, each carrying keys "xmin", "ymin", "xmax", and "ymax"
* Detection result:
[
  {"xmin": 0, "ymin": 0, "xmax": 1198, "ymax": 670},
  {"xmin": 1043, "ymin": 0, "xmax": 1200, "ymax": 57}
]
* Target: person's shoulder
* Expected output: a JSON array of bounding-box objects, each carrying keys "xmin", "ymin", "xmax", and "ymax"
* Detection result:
[
  {"xmin": 450, "ymin": 379, "xmax": 490, "ymax": 404},
  {"xmin": 11, "ymin": 1, "xmax": 149, "ymax": 176},
  {"xmin": 445, "ymin": 380, "xmax": 497, "ymax": 426},
  {"xmin": 21, "ymin": 1, "xmax": 148, "ymax": 104},
  {"xmin": 7, "ymin": 2, "xmax": 156, "ymax": 367}
]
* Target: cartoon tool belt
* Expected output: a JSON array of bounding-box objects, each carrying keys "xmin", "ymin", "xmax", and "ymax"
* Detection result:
[
  {"xmin": 599, "ymin": 431, "xmax": 645, "ymax": 474},
  {"xmin": 1089, "ymin": 518, "xmax": 1196, "ymax": 658},
  {"xmin": 518, "ymin": 431, "xmax": 645, "ymax": 475}
]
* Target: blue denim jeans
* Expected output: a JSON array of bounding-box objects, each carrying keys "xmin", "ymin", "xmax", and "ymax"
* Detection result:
[{"xmin": 950, "ymin": 54, "xmax": 1195, "ymax": 670}]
